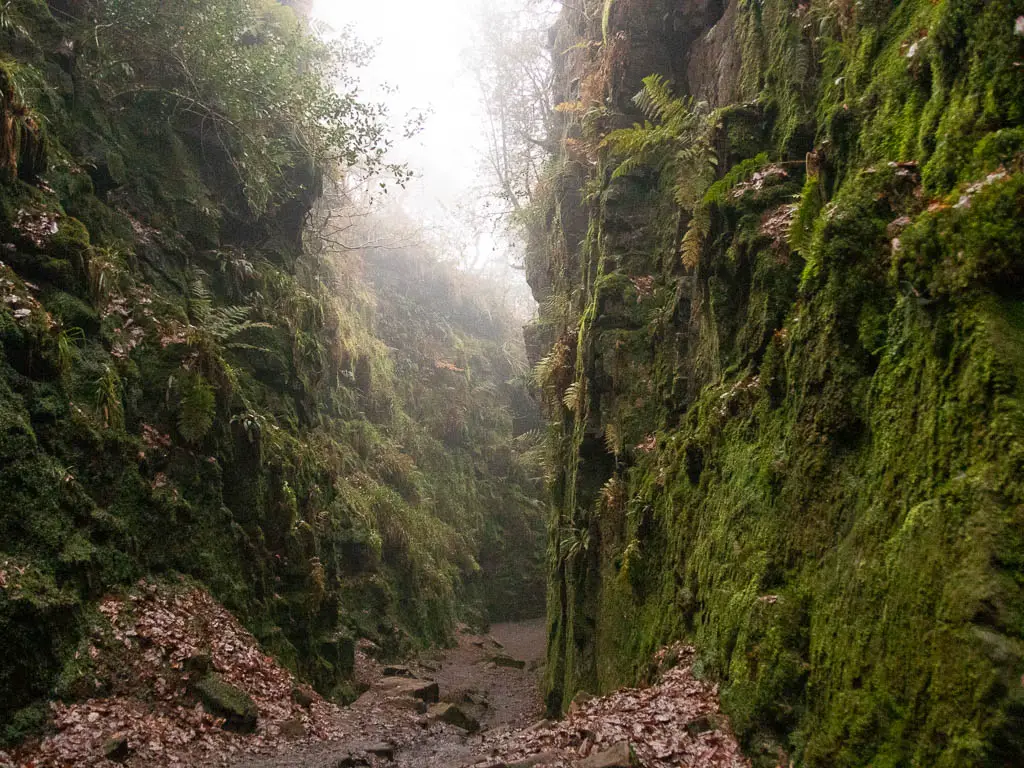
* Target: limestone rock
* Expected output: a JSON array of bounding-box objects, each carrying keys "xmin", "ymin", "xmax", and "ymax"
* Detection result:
[
  {"xmin": 507, "ymin": 752, "xmax": 563, "ymax": 767},
  {"xmin": 489, "ymin": 654, "xmax": 526, "ymax": 669},
  {"xmin": 377, "ymin": 676, "xmax": 439, "ymax": 702},
  {"xmin": 383, "ymin": 694, "xmax": 428, "ymax": 713},
  {"xmin": 428, "ymin": 701, "xmax": 481, "ymax": 732}
]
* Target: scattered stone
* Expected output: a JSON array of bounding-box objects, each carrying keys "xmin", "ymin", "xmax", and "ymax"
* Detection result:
[
  {"xmin": 193, "ymin": 673, "xmax": 259, "ymax": 733},
  {"xmin": 101, "ymin": 733, "xmax": 131, "ymax": 763},
  {"xmin": 377, "ymin": 676, "xmax": 440, "ymax": 702},
  {"xmin": 279, "ymin": 717, "xmax": 306, "ymax": 739},
  {"xmin": 578, "ymin": 740, "xmax": 638, "ymax": 768},
  {"xmin": 364, "ymin": 741, "xmax": 395, "ymax": 760},
  {"xmin": 292, "ymin": 685, "xmax": 315, "ymax": 708},
  {"xmin": 487, "ymin": 635, "xmax": 505, "ymax": 649},
  {"xmin": 490, "ymin": 654, "xmax": 526, "ymax": 669},
  {"xmin": 383, "ymin": 664, "xmax": 414, "ymax": 677},
  {"xmin": 429, "ymin": 702, "xmax": 481, "ymax": 732},
  {"xmin": 383, "ymin": 694, "xmax": 428, "ymax": 713},
  {"xmin": 185, "ymin": 653, "xmax": 213, "ymax": 675}
]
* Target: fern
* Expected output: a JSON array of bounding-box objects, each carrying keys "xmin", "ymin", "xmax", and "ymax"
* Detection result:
[
  {"xmin": 562, "ymin": 380, "xmax": 584, "ymax": 414},
  {"xmin": 632, "ymin": 74, "xmax": 677, "ymax": 122},
  {"xmin": 681, "ymin": 208, "xmax": 710, "ymax": 269},
  {"xmin": 603, "ymin": 422, "xmax": 621, "ymax": 456},
  {"xmin": 602, "ymin": 75, "xmax": 716, "ymax": 232},
  {"xmin": 177, "ymin": 372, "xmax": 216, "ymax": 443},
  {"xmin": 560, "ymin": 523, "xmax": 591, "ymax": 564},
  {"xmin": 188, "ymin": 269, "xmax": 270, "ymax": 345}
]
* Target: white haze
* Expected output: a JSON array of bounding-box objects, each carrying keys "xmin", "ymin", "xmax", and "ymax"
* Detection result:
[{"xmin": 313, "ymin": 0, "xmax": 536, "ymax": 314}]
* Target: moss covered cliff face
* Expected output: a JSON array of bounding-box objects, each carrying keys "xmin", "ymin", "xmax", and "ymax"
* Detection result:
[
  {"xmin": 530, "ymin": 0, "xmax": 1024, "ymax": 765},
  {"xmin": 0, "ymin": 0, "xmax": 542, "ymax": 742}
]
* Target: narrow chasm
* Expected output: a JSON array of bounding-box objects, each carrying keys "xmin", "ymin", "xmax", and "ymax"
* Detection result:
[{"xmin": 2, "ymin": 1, "xmax": 1024, "ymax": 767}]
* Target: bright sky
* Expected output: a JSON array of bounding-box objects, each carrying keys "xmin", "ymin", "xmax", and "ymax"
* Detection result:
[
  {"xmin": 313, "ymin": 0, "xmax": 490, "ymax": 224},
  {"xmin": 312, "ymin": 0, "xmax": 543, "ymax": 316}
]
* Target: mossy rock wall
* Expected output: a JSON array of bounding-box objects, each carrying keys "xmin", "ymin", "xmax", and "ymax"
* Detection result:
[
  {"xmin": 532, "ymin": 0, "xmax": 1024, "ymax": 765},
  {"xmin": 0, "ymin": 0, "xmax": 543, "ymax": 742}
]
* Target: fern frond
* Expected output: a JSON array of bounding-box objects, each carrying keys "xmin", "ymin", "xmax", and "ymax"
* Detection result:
[
  {"xmin": 604, "ymin": 422, "xmax": 621, "ymax": 456},
  {"xmin": 633, "ymin": 74, "xmax": 676, "ymax": 122},
  {"xmin": 681, "ymin": 208, "xmax": 709, "ymax": 269},
  {"xmin": 563, "ymin": 380, "xmax": 584, "ymax": 413}
]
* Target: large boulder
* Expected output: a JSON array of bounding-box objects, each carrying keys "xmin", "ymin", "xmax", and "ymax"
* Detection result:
[{"xmin": 193, "ymin": 674, "xmax": 258, "ymax": 733}]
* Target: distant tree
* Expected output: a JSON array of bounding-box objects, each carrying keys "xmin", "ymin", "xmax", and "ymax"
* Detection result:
[{"xmin": 467, "ymin": 0, "xmax": 559, "ymax": 220}]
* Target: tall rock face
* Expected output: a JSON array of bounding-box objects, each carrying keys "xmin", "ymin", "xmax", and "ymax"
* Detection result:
[
  {"xmin": 530, "ymin": 0, "xmax": 1024, "ymax": 765},
  {"xmin": 0, "ymin": 0, "xmax": 542, "ymax": 743}
]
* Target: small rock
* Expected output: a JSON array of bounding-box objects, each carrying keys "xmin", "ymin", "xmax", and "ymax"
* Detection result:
[
  {"xmin": 292, "ymin": 686, "xmax": 315, "ymax": 708},
  {"xmin": 577, "ymin": 741, "xmax": 638, "ymax": 768},
  {"xmin": 364, "ymin": 742, "xmax": 395, "ymax": 760},
  {"xmin": 377, "ymin": 676, "xmax": 439, "ymax": 702},
  {"xmin": 384, "ymin": 695, "xmax": 427, "ymax": 713},
  {"xmin": 185, "ymin": 653, "xmax": 213, "ymax": 675},
  {"xmin": 382, "ymin": 665, "xmax": 413, "ymax": 677},
  {"xmin": 489, "ymin": 654, "xmax": 526, "ymax": 669},
  {"xmin": 428, "ymin": 702, "xmax": 480, "ymax": 732},
  {"xmin": 280, "ymin": 717, "xmax": 306, "ymax": 738},
  {"xmin": 486, "ymin": 635, "xmax": 505, "ymax": 648},
  {"xmin": 418, "ymin": 660, "xmax": 441, "ymax": 672},
  {"xmin": 102, "ymin": 733, "xmax": 130, "ymax": 763}
]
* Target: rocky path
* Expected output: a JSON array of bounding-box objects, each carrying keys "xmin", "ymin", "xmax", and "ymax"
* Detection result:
[
  {"xmin": 232, "ymin": 620, "xmax": 548, "ymax": 768},
  {"xmin": 233, "ymin": 630, "xmax": 750, "ymax": 768},
  {"xmin": 8, "ymin": 582, "xmax": 750, "ymax": 768}
]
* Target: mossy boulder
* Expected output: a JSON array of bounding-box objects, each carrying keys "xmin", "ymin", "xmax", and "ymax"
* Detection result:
[{"xmin": 193, "ymin": 674, "xmax": 258, "ymax": 733}]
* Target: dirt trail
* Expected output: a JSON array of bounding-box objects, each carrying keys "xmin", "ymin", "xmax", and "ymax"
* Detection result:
[
  {"xmin": 11, "ymin": 587, "xmax": 747, "ymax": 768},
  {"xmin": 231, "ymin": 619, "xmax": 548, "ymax": 768}
]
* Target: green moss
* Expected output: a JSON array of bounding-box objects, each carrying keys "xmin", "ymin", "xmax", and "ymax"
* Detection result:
[
  {"xmin": 194, "ymin": 673, "xmax": 258, "ymax": 732},
  {"xmin": 537, "ymin": 0, "xmax": 1024, "ymax": 764}
]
